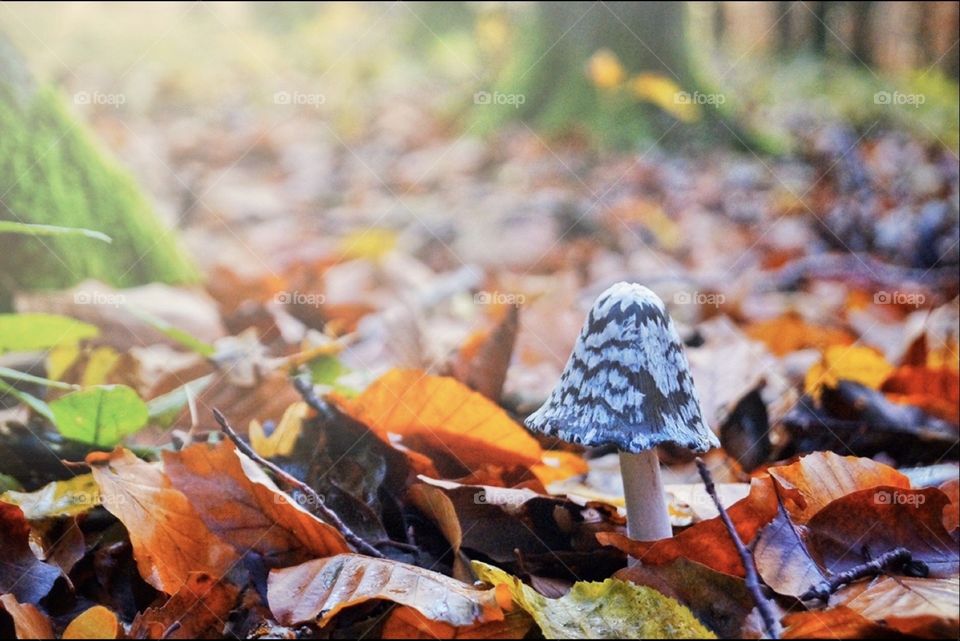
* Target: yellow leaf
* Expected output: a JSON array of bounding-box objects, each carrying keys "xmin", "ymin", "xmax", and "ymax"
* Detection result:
[
  {"xmin": 530, "ymin": 451, "xmax": 588, "ymax": 487},
  {"xmin": 2, "ymin": 474, "xmax": 100, "ymax": 520},
  {"xmin": 47, "ymin": 343, "xmax": 81, "ymax": 381},
  {"xmin": 249, "ymin": 401, "xmax": 308, "ymax": 458},
  {"xmin": 587, "ymin": 49, "xmax": 626, "ymax": 90},
  {"xmin": 630, "ymin": 73, "xmax": 700, "ymax": 123},
  {"xmin": 338, "ymin": 229, "xmax": 396, "ymax": 261},
  {"xmin": 805, "ymin": 345, "xmax": 894, "ymax": 399},
  {"xmin": 473, "ymin": 561, "xmax": 716, "ymax": 639},
  {"xmin": 333, "ymin": 369, "xmax": 542, "ymax": 471},
  {"xmin": 81, "ymin": 346, "xmax": 121, "ymax": 386},
  {"xmin": 63, "ymin": 606, "xmax": 119, "ymax": 639}
]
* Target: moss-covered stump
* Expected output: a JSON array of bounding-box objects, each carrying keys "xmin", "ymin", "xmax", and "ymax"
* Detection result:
[{"xmin": 0, "ymin": 36, "xmax": 196, "ymax": 300}]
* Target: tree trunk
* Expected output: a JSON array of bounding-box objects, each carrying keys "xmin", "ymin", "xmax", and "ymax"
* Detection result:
[{"xmin": 0, "ymin": 33, "xmax": 196, "ymax": 303}]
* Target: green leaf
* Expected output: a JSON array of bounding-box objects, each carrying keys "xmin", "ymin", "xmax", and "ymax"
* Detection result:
[
  {"xmin": 50, "ymin": 385, "xmax": 148, "ymax": 447},
  {"xmin": 1, "ymin": 474, "xmax": 100, "ymax": 519},
  {"xmin": 472, "ymin": 561, "xmax": 716, "ymax": 640},
  {"xmin": 0, "ymin": 221, "xmax": 112, "ymax": 244},
  {"xmin": 0, "ymin": 379, "xmax": 55, "ymax": 422},
  {"xmin": 0, "ymin": 314, "xmax": 99, "ymax": 352}
]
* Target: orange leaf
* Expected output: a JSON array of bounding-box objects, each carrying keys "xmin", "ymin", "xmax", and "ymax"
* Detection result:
[
  {"xmin": 62, "ymin": 606, "xmax": 119, "ymax": 639},
  {"xmin": 529, "ymin": 450, "xmax": 589, "ymax": 487},
  {"xmin": 745, "ymin": 314, "xmax": 855, "ymax": 357},
  {"xmin": 941, "ymin": 479, "xmax": 959, "ymax": 533},
  {"xmin": 129, "ymin": 573, "xmax": 239, "ymax": 639},
  {"xmin": 267, "ymin": 553, "xmax": 505, "ymax": 628},
  {"xmin": 0, "ymin": 595, "xmax": 54, "ymax": 640},
  {"xmin": 333, "ymin": 370, "xmax": 542, "ymax": 471},
  {"xmin": 381, "ymin": 605, "xmax": 532, "ymax": 640},
  {"xmin": 162, "ymin": 440, "xmax": 350, "ymax": 566},
  {"xmin": 767, "ymin": 451, "xmax": 910, "ymax": 523},
  {"xmin": 87, "ymin": 448, "xmax": 238, "ymax": 594},
  {"xmin": 597, "ymin": 476, "xmax": 778, "ymax": 577},
  {"xmin": 782, "ymin": 606, "xmax": 902, "ymax": 639},
  {"xmin": 882, "ymin": 366, "xmax": 960, "ymax": 424}
]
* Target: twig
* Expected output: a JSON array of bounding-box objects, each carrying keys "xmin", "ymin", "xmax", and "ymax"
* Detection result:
[
  {"xmin": 696, "ymin": 458, "xmax": 781, "ymax": 639},
  {"xmin": 212, "ymin": 408, "xmax": 384, "ymax": 558},
  {"xmin": 801, "ymin": 547, "xmax": 923, "ymax": 602},
  {"xmin": 293, "ymin": 374, "xmax": 337, "ymax": 422}
]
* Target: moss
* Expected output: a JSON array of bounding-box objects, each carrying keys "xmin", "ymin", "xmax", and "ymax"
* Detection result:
[{"xmin": 0, "ymin": 82, "xmax": 197, "ymax": 298}]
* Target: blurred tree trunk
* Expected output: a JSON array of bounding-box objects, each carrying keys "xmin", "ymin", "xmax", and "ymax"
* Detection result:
[
  {"xmin": 473, "ymin": 2, "xmax": 741, "ymax": 147},
  {"xmin": 0, "ymin": 33, "xmax": 196, "ymax": 304}
]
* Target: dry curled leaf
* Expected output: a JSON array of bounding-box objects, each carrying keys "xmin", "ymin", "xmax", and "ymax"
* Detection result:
[
  {"xmin": 62, "ymin": 606, "xmax": 119, "ymax": 639},
  {"xmin": 129, "ymin": 573, "xmax": 239, "ymax": 639},
  {"xmin": 87, "ymin": 448, "xmax": 238, "ymax": 594},
  {"xmin": 267, "ymin": 553, "xmax": 507, "ymax": 628},
  {"xmin": 381, "ymin": 605, "xmax": 533, "ymax": 640},
  {"xmin": 0, "ymin": 594, "xmax": 54, "ymax": 640}
]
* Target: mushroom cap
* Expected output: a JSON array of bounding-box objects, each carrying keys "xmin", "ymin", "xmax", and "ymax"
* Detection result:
[{"xmin": 525, "ymin": 282, "xmax": 719, "ymax": 453}]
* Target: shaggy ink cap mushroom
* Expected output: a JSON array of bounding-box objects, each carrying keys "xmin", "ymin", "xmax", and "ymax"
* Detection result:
[{"xmin": 525, "ymin": 281, "xmax": 719, "ymax": 453}]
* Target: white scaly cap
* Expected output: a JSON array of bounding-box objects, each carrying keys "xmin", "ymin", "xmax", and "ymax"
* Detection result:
[{"xmin": 525, "ymin": 282, "xmax": 719, "ymax": 453}]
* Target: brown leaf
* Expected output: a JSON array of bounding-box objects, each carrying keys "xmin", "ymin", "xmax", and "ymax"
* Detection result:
[
  {"xmin": 0, "ymin": 594, "xmax": 54, "ymax": 640},
  {"xmin": 744, "ymin": 313, "xmax": 855, "ymax": 357},
  {"xmin": 615, "ymin": 558, "xmax": 755, "ymax": 639},
  {"xmin": 808, "ymin": 487, "xmax": 959, "ymax": 578},
  {"xmin": 768, "ymin": 452, "xmax": 910, "ymax": 523},
  {"xmin": 381, "ymin": 605, "xmax": 532, "ymax": 640},
  {"xmin": 597, "ymin": 476, "xmax": 778, "ymax": 577},
  {"xmin": 882, "ymin": 366, "xmax": 960, "ymax": 425},
  {"xmin": 62, "ymin": 605, "xmax": 120, "ymax": 639},
  {"xmin": 87, "ymin": 448, "xmax": 238, "ymax": 593},
  {"xmin": 267, "ymin": 553, "xmax": 506, "ymax": 627},
  {"xmin": 0, "ymin": 503, "xmax": 60, "ymax": 603},
  {"xmin": 940, "ymin": 478, "xmax": 959, "ymax": 532},
  {"xmin": 449, "ymin": 305, "xmax": 519, "ymax": 402},
  {"xmin": 129, "ymin": 573, "xmax": 239, "ymax": 639},
  {"xmin": 754, "ymin": 501, "xmax": 827, "ymax": 599},
  {"xmin": 162, "ymin": 440, "xmax": 350, "ymax": 567},
  {"xmin": 406, "ymin": 483, "xmax": 473, "ymax": 583},
  {"xmin": 333, "ymin": 369, "xmax": 542, "ymax": 472},
  {"xmin": 838, "ymin": 577, "xmax": 959, "ymax": 638},
  {"xmin": 782, "ymin": 606, "xmax": 907, "ymax": 639}
]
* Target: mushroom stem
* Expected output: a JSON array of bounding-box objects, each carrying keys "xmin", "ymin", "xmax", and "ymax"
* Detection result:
[{"xmin": 619, "ymin": 450, "xmax": 672, "ymax": 563}]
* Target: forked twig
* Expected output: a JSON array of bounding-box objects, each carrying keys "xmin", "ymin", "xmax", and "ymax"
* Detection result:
[
  {"xmin": 212, "ymin": 408, "xmax": 384, "ymax": 558},
  {"xmin": 696, "ymin": 458, "xmax": 781, "ymax": 639},
  {"xmin": 801, "ymin": 546, "xmax": 923, "ymax": 602}
]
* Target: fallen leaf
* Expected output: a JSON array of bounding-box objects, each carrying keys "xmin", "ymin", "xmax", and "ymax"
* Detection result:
[
  {"xmin": 51, "ymin": 385, "xmax": 149, "ymax": 447},
  {"xmin": 1, "ymin": 474, "xmax": 100, "ymax": 520},
  {"xmin": 88, "ymin": 448, "xmax": 238, "ymax": 593},
  {"xmin": 449, "ymin": 304, "xmax": 518, "ymax": 402},
  {"xmin": 804, "ymin": 345, "xmax": 894, "ymax": 398},
  {"xmin": 162, "ymin": 440, "xmax": 350, "ymax": 567},
  {"xmin": 753, "ymin": 501, "xmax": 827, "ymax": 599},
  {"xmin": 744, "ymin": 314, "xmax": 854, "ymax": 357},
  {"xmin": 0, "ymin": 313, "xmax": 98, "ymax": 352},
  {"xmin": 473, "ymin": 561, "xmax": 716, "ymax": 639},
  {"xmin": 838, "ymin": 576, "xmax": 959, "ymax": 638},
  {"xmin": 333, "ymin": 369, "xmax": 542, "ymax": 472},
  {"xmin": 62, "ymin": 606, "xmax": 119, "ymax": 639},
  {"xmin": 597, "ymin": 476, "xmax": 778, "ymax": 577},
  {"xmin": 129, "ymin": 573, "xmax": 239, "ymax": 639},
  {"xmin": 630, "ymin": 73, "xmax": 699, "ymax": 123},
  {"xmin": 381, "ymin": 606, "xmax": 533, "ymax": 640},
  {"xmin": 782, "ymin": 606, "xmax": 907, "ymax": 639},
  {"xmin": 0, "ymin": 503, "xmax": 60, "ymax": 603},
  {"xmin": 531, "ymin": 450, "xmax": 588, "ymax": 488},
  {"xmin": 767, "ymin": 452, "xmax": 910, "ymax": 523},
  {"xmin": 0, "ymin": 594, "xmax": 54, "ymax": 640},
  {"xmin": 882, "ymin": 366, "xmax": 960, "ymax": 424},
  {"xmin": 940, "ymin": 479, "xmax": 959, "ymax": 532},
  {"xmin": 267, "ymin": 553, "xmax": 506, "ymax": 627}
]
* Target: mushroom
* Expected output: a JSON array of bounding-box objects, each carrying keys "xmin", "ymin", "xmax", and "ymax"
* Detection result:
[{"xmin": 525, "ymin": 282, "xmax": 719, "ymax": 547}]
